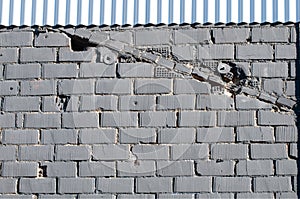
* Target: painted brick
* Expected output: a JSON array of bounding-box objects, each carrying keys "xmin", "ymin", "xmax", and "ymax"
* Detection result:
[
  {"xmin": 236, "ymin": 95, "xmax": 272, "ymax": 110},
  {"xmin": 237, "ymin": 127, "xmax": 274, "ymax": 142},
  {"xmin": 275, "ymin": 44, "xmax": 297, "ymax": 59},
  {"xmin": 117, "ymin": 161, "xmax": 155, "ymax": 177},
  {"xmin": 62, "ymin": 112, "xmax": 99, "ymax": 128},
  {"xmin": 132, "ymin": 145, "xmax": 168, "ymax": 160},
  {"xmin": 197, "ymin": 127, "xmax": 234, "ymax": 143},
  {"xmin": 42, "ymin": 96, "xmax": 79, "ymax": 112},
  {"xmin": 211, "ymin": 144, "xmax": 248, "ymax": 160},
  {"xmin": 19, "ymin": 145, "xmax": 54, "ymax": 161},
  {"xmin": 79, "ymin": 162, "xmax": 115, "ymax": 177},
  {"xmin": 263, "ymin": 79, "xmax": 284, "ymax": 95},
  {"xmin": 140, "ymin": 112, "xmax": 176, "ymax": 127},
  {"xmin": 0, "ymin": 48, "xmax": 18, "ymax": 63},
  {"xmin": 0, "ymin": 81, "xmax": 18, "ymax": 95},
  {"xmin": 0, "ymin": 196, "xmax": 33, "ymax": 199},
  {"xmin": 42, "ymin": 162, "xmax": 76, "ymax": 177},
  {"xmin": 174, "ymin": 63, "xmax": 192, "ymax": 74},
  {"xmin": 79, "ymin": 129, "xmax": 116, "ymax": 144},
  {"xmin": 41, "ymin": 129, "xmax": 77, "ymax": 144},
  {"xmin": 93, "ymin": 145, "xmax": 129, "ymax": 160},
  {"xmin": 0, "ymin": 179, "xmax": 16, "ymax": 194},
  {"xmin": 276, "ymin": 160, "xmax": 297, "ymax": 175},
  {"xmin": 20, "ymin": 178, "xmax": 55, "ymax": 194},
  {"xmin": 254, "ymin": 177, "xmax": 292, "ymax": 192},
  {"xmin": 174, "ymin": 79, "xmax": 211, "ymax": 94},
  {"xmin": 157, "ymin": 57, "xmax": 175, "ymax": 69},
  {"xmin": 197, "ymin": 193, "xmax": 234, "ymax": 199},
  {"xmin": 258, "ymin": 111, "xmax": 295, "ymax": 125},
  {"xmin": 218, "ymin": 111, "xmax": 254, "ymax": 126},
  {"xmin": 2, "ymin": 162, "xmax": 37, "ymax": 177},
  {"xmin": 172, "ymin": 46, "xmax": 194, "ymax": 60},
  {"xmin": 252, "ymin": 27, "xmax": 289, "ymax": 42},
  {"xmin": 252, "ymin": 62, "xmax": 288, "ymax": 77},
  {"xmin": 78, "ymin": 195, "xmax": 114, "ymax": 199},
  {"xmin": 135, "ymin": 30, "xmax": 170, "ymax": 45},
  {"xmin": 81, "ymin": 95, "xmax": 117, "ymax": 111},
  {"xmin": 6, "ymin": 64, "xmax": 40, "ymax": 79},
  {"xmin": 175, "ymin": 177, "xmax": 211, "ymax": 192},
  {"xmin": 3, "ymin": 130, "xmax": 38, "ymax": 144},
  {"xmin": 158, "ymin": 194, "xmax": 194, "ymax": 199},
  {"xmin": 56, "ymin": 145, "xmax": 91, "ymax": 161},
  {"xmin": 119, "ymin": 95, "xmax": 155, "ymax": 111},
  {"xmin": 89, "ymin": 31, "xmax": 108, "ymax": 43},
  {"xmin": 96, "ymin": 79, "xmax": 131, "ymax": 94},
  {"xmin": 251, "ymin": 144, "xmax": 288, "ymax": 159},
  {"xmin": 24, "ymin": 113, "xmax": 60, "ymax": 128},
  {"xmin": 236, "ymin": 160, "xmax": 273, "ymax": 176},
  {"xmin": 0, "ymin": 146, "xmax": 16, "ymax": 160},
  {"xmin": 276, "ymin": 192, "xmax": 298, "ymax": 199},
  {"xmin": 237, "ymin": 193, "xmax": 273, "ymax": 199},
  {"xmin": 258, "ymin": 92, "xmax": 277, "ymax": 104},
  {"xmin": 80, "ymin": 63, "xmax": 115, "ymax": 77},
  {"xmin": 0, "ymin": 64, "xmax": 3, "ymax": 79},
  {"xmin": 21, "ymin": 48, "xmax": 56, "ymax": 62},
  {"xmin": 135, "ymin": 79, "xmax": 172, "ymax": 94},
  {"xmin": 0, "ymin": 32, "xmax": 33, "ymax": 46},
  {"xmin": 198, "ymin": 45, "xmax": 234, "ymax": 59},
  {"xmin": 236, "ymin": 45, "xmax": 273, "ymax": 59},
  {"xmin": 35, "ymin": 32, "xmax": 70, "ymax": 46},
  {"xmin": 137, "ymin": 178, "xmax": 172, "ymax": 193},
  {"xmin": 58, "ymin": 178, "xmax": 95, "ymax": 194},
  {"xmin": 40, "ymin": 195, "xmax": 76, "ymax": 199},
  {"xmin": 214, "ymin": 177, "xmax": 251, "ymax": 192},
  {"xmin": 157, "ymin": 95, "xmax": 195, "ymax": 110},
  {"xmin": 59, "ymin": 47, "xmax": 96, "ymax": 62},
  {"xmin": 213, "ymin": 28, "xmax": 250, "ymax": 43},
  {"xmin": 97, "ymin": 178, "xmax": 133, "ymax": 193},
  {"xmin": 3, "ymin": 96, "xmax": 40, "ymax": 111},
  {"xmin": 120, "ymin": 128, "xmax": 156, "ymax": 144},
  {"xmin": 43, "ymin": 63, "xmax": 77, "ymax": 78},
  {"xmin": 286, "ymin": 81, "xmax": 297, "ymax": 96},
  {"xmin": 21, "ymin": 80, "xmax": 56, "ymax": 95},
  {"xmin": 290, "ymin": 143, "xmax": 297, "ymax": 158},
  {"xmin": 101, "ymin": 112, "xmax": 137, "ymax": 127},
  {"xmin": 0, "ymin": 113, "xmax": 15, "ymax": 128},
  {"xmin": 197, "ymin": 95, "xmax": 234, "ymax": 110},
  {"xmin": 171, "ymin": 144, "xmax": 209, "ymax": 160},
  {"xmin": 179, "ymin": 111, "xmax": 216, "ymax": 127},
  {"xmin": 118, "ymin": 63, "xmax": 154, "ymax": 77},
  {"xmin": 275, "ymin": 126, "xmax": 297, "ymax": 142},
  {"xmin": 111, "ymin": 31, "xmax": 133, "ymax": 44},
  {"xmin": 158, "ymin": 128, "xmax": 195, "ymax": 144},
  {"xmin": 58, "ymin": 79, "xmax": 94, "ymax": 95},
  {"xmin": 196, "ymin": 161, "xmax": 234, "ymax": 176},
  {"xmin": 157, "ymin": 161, "xmax": 194, "ymax": 176},
  {"xmin": 174, "ymin": 29, "xmax": 210, "ymax": 44}
]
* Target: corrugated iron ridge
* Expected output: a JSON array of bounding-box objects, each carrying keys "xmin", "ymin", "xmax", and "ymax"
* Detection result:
[{"xmin": 0, "ymin": 0, "xmax": 300, "ymax": 26}]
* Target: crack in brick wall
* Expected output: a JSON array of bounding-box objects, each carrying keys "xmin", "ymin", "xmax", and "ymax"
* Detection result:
[{"xmin": 0, "ymin": 25, "xmax": 298, "ymax": 198}]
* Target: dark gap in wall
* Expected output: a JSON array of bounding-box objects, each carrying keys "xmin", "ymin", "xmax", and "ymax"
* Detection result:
[
  {"xmin": 296, "ymin": 22, "xmax": 300, "ymax": 197},
  {"xmin": 70, "ymin": 35, "xmax": 97, "ymax": 51}
]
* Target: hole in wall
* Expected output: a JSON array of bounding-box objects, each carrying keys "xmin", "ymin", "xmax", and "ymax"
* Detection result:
[{"xmin": 70, "ymin": 35, "xmax": 97, "ymax": 51}]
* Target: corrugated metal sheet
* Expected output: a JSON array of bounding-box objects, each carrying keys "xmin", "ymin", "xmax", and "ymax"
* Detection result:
[{"xmin": 1, "ymin": 0, "xmax": 300, "ymax": 26}]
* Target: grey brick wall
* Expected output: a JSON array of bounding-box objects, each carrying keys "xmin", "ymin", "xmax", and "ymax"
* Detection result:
[{"xmin": 0, "ymin": 25, "xmax": 298, "ymax": 198}]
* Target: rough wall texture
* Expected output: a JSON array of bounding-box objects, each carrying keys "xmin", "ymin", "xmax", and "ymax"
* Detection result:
[{"xmin": 0, "ymin": 24, "xmax": 298, "ymax": 198}]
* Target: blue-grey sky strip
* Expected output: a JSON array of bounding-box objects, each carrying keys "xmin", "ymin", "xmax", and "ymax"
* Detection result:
[
  {"xmin": 20, "ymin": 0, "xmax": 25, "ymax": 25},
  {"xmin": 54, "ymin": 0, "xmax": 59, "ymax": 25},
  {"xmin": 31, "ymin": 0, "xmax": 36, "ymax": 25},
  {"xmin": 122, "ymin": 0, "xmax": 128, "ymax": 25},
  {"xmin": 157, "ymin": 0, "xmax": 162, "ymax": 23},
  {"xmin": 238, "ymin": 0, "xmax": 243, "ymax": 22},
  {"xmin": 215, "ymin": 0, "xmax": 220, "ymax": 22},
  {"xmin": 273, "ymin": 0, "xmax": 278, "ymax": 22},
  {"xmin": 169, "ymin": 0, "xmax": 173, "ymax": 24},
  {"xmin": 250, "ymin": 0, "xmax": 254, "ymax": 22},
  {"xmin": 1, "ymin": 0, "xmax": 300, "ymax": 26},
  {"xmin": 261, "ymin": 0, "xmax": 266, "ymax": 22},
  {"xmin": 88, "ymin": 0, "xmax": 93, "ymax": 25},
  {"xmin": 227, "ymin": 0, "xmax": 231, "ymax": 22},
  {"xmin": 284, "ymin": 0, "xmax": 289, "ymax": 21},
  {"xmin": 77, "ymin": 0, "xmax": 82, "ymax": 24},
  {"xmin": 9, "ymin": 0, "xmax": 13, "ymax": 25}
]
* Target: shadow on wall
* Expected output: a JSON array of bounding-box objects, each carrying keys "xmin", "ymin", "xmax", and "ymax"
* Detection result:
[{"xmin": 296, "ymin": 23, "xmax": 300, "ymax": 197}]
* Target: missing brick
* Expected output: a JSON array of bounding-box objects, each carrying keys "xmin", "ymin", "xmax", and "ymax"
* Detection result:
[
  {"xmin": 38, "ymin": 165, "xmax": 47, "ymax": 177},
  {"xmin": 56, "ymin": 95, "xmax": 71, "ymax": 112},
  {"xmin": 70, "ymin": 35, "xmax": 97, "ymax": 51}
]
